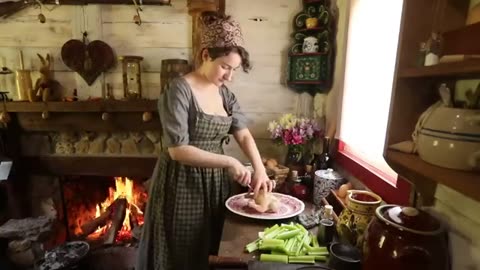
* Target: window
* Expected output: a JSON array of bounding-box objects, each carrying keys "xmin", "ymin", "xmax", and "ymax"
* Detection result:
[{"xmin": 337, "ymin": 0, "xmax": 409, "ymax": 203}]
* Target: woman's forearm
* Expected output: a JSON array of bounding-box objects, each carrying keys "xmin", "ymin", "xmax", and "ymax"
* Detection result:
[
  {"xmin": 234, "ymin": 129, "xmax": 265, "ymax": 172},
  {"xmin": 168, "ymin": 145, "xmax": 233, "ymax": 168}
]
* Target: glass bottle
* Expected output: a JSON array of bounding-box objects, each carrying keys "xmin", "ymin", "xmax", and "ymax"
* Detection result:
[
  {"xmin": 317, "ymin": 205, "xmax": 335, "ymax": 247},
  {"xmin": 315, "ymin": 137, "xmax": 331, "ymax": 170}
]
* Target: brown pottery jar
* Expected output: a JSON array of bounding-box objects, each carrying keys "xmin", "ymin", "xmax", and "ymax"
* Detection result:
[{"xmin": 363, "ymin": 204, "xmax": 449, "ymax": 270}]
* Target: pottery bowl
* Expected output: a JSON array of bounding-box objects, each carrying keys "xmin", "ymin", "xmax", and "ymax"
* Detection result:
[
  {"xmin": 417, "ymin": 129, "xmax": 480, "ymax": 171},
  {"xmin": 423, "ymin": 107, "xmax": 480, "ymax": 135}
]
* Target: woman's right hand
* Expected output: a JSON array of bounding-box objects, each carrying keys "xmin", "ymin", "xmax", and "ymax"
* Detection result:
[{"xmin": 227, "ymin": 157, "xmax": 251, "ymax": 187}]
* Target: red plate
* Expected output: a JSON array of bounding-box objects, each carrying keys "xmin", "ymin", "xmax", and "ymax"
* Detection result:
[{"xmin": 225, "ymin": 192, "xmax": 305, "ymax": 220}]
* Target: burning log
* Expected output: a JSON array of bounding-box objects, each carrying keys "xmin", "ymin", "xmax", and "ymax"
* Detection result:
[
  {"xmin": 103, "ymin": 197, "xmax": 127, "ymax": 245},
  {"xmin": 79, "ymin": 205, "xmax": 112, "ymax": 238}
]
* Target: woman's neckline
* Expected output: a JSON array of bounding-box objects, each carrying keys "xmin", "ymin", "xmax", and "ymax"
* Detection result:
[{"xmin": 178, "ymin": 76, "xmax": 230, "ymax": 118}]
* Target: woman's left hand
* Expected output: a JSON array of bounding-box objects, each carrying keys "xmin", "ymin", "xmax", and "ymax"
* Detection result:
[{"xmin": 251, "ymin": 170, "xmax": 275, "ymax": 196}]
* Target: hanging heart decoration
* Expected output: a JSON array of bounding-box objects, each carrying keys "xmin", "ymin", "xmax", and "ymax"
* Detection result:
[{"xmin": 61, "ymin": 33, "xmax": 115, "ymax": 86}]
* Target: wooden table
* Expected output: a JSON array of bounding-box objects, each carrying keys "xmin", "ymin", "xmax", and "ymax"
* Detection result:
[{"xmin": 217, "ymin": 203, "xmax": 318, "ymax": 263}]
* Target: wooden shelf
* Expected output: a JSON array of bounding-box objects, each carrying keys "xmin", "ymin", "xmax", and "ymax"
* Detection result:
[
  {"xmin": 398, "ymin": 60, "xmax": 480, "ymax": 78},
  {"xmin": 385, "ymin": 150, "xmax": 480, "ymax": 202},
  {"xmin": 5, "ymin": 100, "xmax": 158, "ymax": 113},
  {"xmin": 297, "ymin": 27, "xmax": 328, "ymax": 33},
  {"xmin": 289, "ymin": 52, "xmax": 328, "ymax": 56},
  {"xmin": 43, "ymin": 0, "xmax": 171, "ymax": 5},
  {"xmin": 21, "ymin": 156, "xmax": 157, "ymax": 178},
  {"xmin": 288, "ymin": 80, "xmax": 324, "ymax": 85}
]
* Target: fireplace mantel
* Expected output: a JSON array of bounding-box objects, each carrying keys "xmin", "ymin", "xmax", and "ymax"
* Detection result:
[
  {"xmin": 2, "ymin": 99, "xmax": 162, "ymax": 180},
  {"xmin": 4, "ymin": 100, "xmax": 161, "ymax": 132},
  {"xmin": 5, "ymin": 100, "xmax": 158, "ymax": 113},
  {"xmin": 24, "ymin": 156, "xmax": 156, "ymax": 178}
]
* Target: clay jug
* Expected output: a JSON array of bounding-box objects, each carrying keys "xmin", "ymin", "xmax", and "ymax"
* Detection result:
[{"xmin": 336, "ymin": 190, "xmax": 382, "ymax": 248}]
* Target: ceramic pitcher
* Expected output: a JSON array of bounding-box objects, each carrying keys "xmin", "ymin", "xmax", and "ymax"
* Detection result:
[
  {"xmin": 302, "ymin": 36, "xmax": 319, "ymax": 53},
  {"xmin": 337, "ymin": 190, "xmax": 382, "ymax": 248}
]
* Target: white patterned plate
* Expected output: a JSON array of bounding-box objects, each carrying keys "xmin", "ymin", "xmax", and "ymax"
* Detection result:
[{"xmin": 225, "ymin": 192, "xmax": 305, "ymax": 220}]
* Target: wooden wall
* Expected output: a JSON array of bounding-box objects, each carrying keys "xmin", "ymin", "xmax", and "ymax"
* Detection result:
[{"xmin": 0, "ymin": 0, "xmax": 325, "ymax": 161}]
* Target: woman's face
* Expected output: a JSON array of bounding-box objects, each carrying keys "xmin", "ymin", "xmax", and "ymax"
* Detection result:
[{"xmin": 202, "ymin": 51, "xmax": 242, "ymax": 87}]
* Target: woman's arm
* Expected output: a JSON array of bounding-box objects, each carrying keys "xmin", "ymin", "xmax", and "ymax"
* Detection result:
[{"xmin": 233, "ymin": 128, "xmax": 273, "ymax": 194}]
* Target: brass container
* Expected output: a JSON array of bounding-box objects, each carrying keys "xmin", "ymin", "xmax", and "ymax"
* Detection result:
[{"xmin": 15, "ymin": 70, "xmax": 33, "ymax": 101}]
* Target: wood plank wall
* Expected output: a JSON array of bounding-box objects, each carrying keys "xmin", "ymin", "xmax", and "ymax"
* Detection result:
[{"xmin": 0, "ymin": 0, "xmax": 315, "ymax": 162}]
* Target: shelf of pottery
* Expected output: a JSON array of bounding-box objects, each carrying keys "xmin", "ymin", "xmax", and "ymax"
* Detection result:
[{"xmin": 286, "ymin": 0, "xmax": 337, "ymax": 95}]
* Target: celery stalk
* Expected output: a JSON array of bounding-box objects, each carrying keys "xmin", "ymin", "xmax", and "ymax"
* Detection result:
[
  {"xmin": 311, "ymin": 233, "xmax": 320, "ymax": 248},
  {"xmin": 260, "ymin": 254, "xmax": 289, "ymax": 263},
  {"xmin": 263, "ymin": 224, "xmax": 279, "ymax": 235},
  {"xmin": 264, "ymin": 227, "xmax": 284, "ymax": 239},
  {"xmin": 288, "ymin": 255, "xmax": 316, "ymax": 264},
  {"xmin": 262, "ymin": 239, "xmax": 284, "ymax": 246},
  {"xmin": 245, "ymin": 239, "xmax": 260, "ymax": 253},
  {"xmin": 280, "ymin": 224, "xmax": 298, "ymax": 231},
  {"xmin": 260, "ymin": 239, "xmax": 285, "ymax": 251},
  {"xmin": 276, "ymin": 229, "xmax": 301, "ymax": 240},
  {"xmin": 314, "ymin": 255, "xmax": 328, "ymax": 262},
  {"xmin": 308, "ymin": 247, "xmax": 328, "ymax": 253},
  {"xmin": 308, "ymin": 251, "xmax": 329, "ymax": 256}
]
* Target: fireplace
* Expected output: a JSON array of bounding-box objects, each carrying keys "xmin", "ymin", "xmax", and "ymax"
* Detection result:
[
  {"xmin": 0, "ymin": 101, "xmax": 160, "ymax": 268},
  {"xmin": 61, "ymin": 176, "xmax": 148, "ymax": 246}
]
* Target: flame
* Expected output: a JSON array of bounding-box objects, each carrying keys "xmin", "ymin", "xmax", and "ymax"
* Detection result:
[{"xmin": 92, "ymin": 177, "xmax": 144, "ymax": 241}]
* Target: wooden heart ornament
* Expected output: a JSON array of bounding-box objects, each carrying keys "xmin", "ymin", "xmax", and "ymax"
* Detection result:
[{"xmin": 61, "ymin": 39, "xmax": 115, "ymax": 86}]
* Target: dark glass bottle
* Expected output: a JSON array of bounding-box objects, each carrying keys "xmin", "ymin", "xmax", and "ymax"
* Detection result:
[{"xmin": 314, "ymin": 137, "xmax": 331, "ymax": 170}]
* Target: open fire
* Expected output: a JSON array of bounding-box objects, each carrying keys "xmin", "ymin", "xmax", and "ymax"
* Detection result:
[{"xmin": 64, "ymin": 176, "xmax": 147, "ymax": 244}]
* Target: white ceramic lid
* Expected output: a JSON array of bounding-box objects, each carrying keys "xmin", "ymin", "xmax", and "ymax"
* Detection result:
[{"xmin": 315, "ymin": 168, "xmax": 343, "ymax": 180}]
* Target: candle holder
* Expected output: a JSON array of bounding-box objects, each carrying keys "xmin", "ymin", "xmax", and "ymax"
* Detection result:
[{"xmin": 119, "ymin": 56, "xmax": 144, "ymax": 100}]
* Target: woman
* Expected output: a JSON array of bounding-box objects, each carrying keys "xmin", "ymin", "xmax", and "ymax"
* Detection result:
[{"xmin": 136, "ymin": 12, "xmax": 274, "ymax": 270}]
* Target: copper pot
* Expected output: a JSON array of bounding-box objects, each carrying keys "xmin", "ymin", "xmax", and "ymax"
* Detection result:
[{"xmin": 363, "ymin": 204, "xmax": 449, "ymax": 270}]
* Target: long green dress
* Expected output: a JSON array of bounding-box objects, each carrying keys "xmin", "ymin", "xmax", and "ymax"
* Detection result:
[{"xmin": 136, "ymin": 77, "xmax": 247, "ymax": 270}]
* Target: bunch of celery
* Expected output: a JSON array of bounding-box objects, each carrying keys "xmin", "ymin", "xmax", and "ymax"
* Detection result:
[{"xmin": 245, "ymin": 222, "xmax": 329, "ymax": 264}]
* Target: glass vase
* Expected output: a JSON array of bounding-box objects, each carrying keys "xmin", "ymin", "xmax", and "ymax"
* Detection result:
[{"xmin": 285, "ymin": 145, "xmax": 305, "ymax": 174}]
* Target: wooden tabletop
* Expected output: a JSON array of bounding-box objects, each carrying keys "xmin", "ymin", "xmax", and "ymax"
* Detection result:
[{"xmin": 218, "ymin": 203, "xmax": 316, "ymax": 261}]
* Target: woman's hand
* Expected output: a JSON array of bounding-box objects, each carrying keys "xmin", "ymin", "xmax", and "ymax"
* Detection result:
[
  {"xmin": 227, "ymin": 157, "xmax": 251, "ymax": 187},
  {"xmin": 251, "ymin": 169, "xmax": 275, "ymax": 196}
]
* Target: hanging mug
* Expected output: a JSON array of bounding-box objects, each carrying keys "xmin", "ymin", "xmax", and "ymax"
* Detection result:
[{"xmin": 302, "ymin": 36, "xmax": 319, "ymax": 53}]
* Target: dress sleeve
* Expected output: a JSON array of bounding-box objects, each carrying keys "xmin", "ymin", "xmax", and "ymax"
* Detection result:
[
  {"xmin": 158, "ymin": 78, "xmax": 191, "ymax": 147},
  {"xmin": 224, "ymin": 86, "xmax": 248, "ymax": 133}
]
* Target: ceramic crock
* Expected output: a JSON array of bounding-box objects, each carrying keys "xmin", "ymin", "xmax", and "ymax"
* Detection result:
[
  {"xmin": 337, "ymin": 190, "xmax": 382, "ymax": 248},
  {"xmin": 313, "ymin": 168, "xmax": 344, "ymax": 207},
  {"xmin": 363, "ymin": 204, "xmax": 448, "ymax": 270},
  {"xmin": 417, "ymin": 107, "xmax": 480, "ymax": 171}
]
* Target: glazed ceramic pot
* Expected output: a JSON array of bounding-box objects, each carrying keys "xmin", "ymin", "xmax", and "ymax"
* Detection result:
[
  {"xmin": 313, "ymin": 169, "xmax": 344, "ymax": 207},
  {"xmin": 363, "ymin": 205, "xmax": 448, "ymax": 270},
  {"xmin": 305, "ymin": 17, "xmax": 319, "ymax": 29},
  {"xmin": 417, "ymin": 107, "xmax": 480, "ymax": 171},
  {"xmin": 336, "ymin": 190, "xmax": 382, "ymax": 248}
]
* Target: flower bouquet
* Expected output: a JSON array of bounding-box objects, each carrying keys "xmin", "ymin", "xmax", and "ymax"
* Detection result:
[{"xmin": 267, "ymin": 114, "xmax": 323, "ymax": 165}]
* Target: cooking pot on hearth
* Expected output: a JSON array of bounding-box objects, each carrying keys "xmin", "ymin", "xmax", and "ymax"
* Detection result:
[{"xmin": 362, "ymin": 204, "xmax": 449, "ymax": 270}]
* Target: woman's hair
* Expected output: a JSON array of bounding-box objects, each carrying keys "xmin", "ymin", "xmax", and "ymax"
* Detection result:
[{"xmin": 206, "ymin": 47, "xmax": 251, "ymax": 73}]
